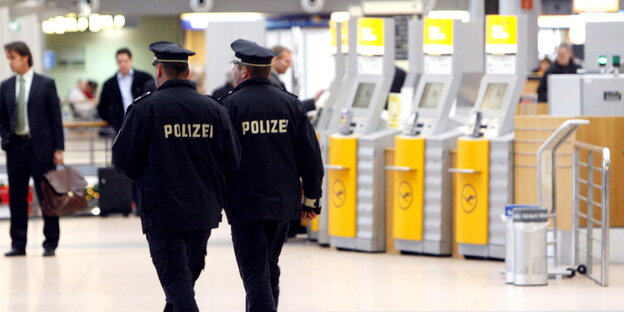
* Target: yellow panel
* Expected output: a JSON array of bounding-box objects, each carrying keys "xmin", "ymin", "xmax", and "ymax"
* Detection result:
[
  {"xmin": 357, "ymin": 17, "xmax": 385, "ymax": 55},
  {"xmin": 310, "ymin": 217, "xmax": 319, "ymax": 232},
  {"xmin": 387, "ymin": 93, "xmax": 402, "ymax": 129},
  {"xmin": 393, "ymin": 136, "xmax": 425, "ymax": 241},
  {"xmin": 423, "ymin": 18, "xmax": 454, "ymax": 55},
  {"xmin": 455, "ymin": 138, "xmax": 490, "ymax": 245},
  {"xmin": 485, "ymin": 15, "xmax": 518, "ymax": 54},
  {"xmin": 328, "ymin": 135, "xmax": 358, "ymax": 238}
]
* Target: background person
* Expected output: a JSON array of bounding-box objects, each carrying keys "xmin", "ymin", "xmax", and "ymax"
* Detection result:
[
  {"xmin": 269, "ymin": 45, "xmax": 323, "ymax": 112},
  {"xmin": 0, "ymin": 41, "xmax": 65, "ymax": 257},
  {"xmin": 97, "ymin": 47, "xmax": 153, "ymax": 132},
  {"xmin": 537, "ymin": 44, "xmax": 581, "ymax": 103}
]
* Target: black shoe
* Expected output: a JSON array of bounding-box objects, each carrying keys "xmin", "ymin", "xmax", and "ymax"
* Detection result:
[
  {"xmin": 43, "ymin": 249, "xmax": 56, "ymax": 257},
  {"xmin": 4, "ymin": 249, "xmax": 26, "ymax": 257}
]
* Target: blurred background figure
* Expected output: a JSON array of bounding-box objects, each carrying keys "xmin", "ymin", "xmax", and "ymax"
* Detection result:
[
  {"xmin": 212, "ymin": 69, "xmax": 235, "ymax": 99},
  {"xmin": 532, "ymin": 57, "xmax": 552, "ymax": 77},
  {"xmin": 537, "ymin": 44, "xmax": 581, "ymax": 102},
  {"xmin": 269, "ymin": 45, "xmax": 323, "ymax": 112},
  {"xmin": 67, "ymin": 79, "xmax": 98, "ymax": 120}
]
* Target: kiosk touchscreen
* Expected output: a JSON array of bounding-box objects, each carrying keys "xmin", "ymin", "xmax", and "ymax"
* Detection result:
[
  {"xmin": 453, "ymin": 15, "xmax": 528, "ymax": 259},
  {"xmin": 326, "ymin": 17, "xmax": 397, "ymax": 252},
  {"xmin": 390, "ymin": 18, "xmax": 484, "ymax": 256}
]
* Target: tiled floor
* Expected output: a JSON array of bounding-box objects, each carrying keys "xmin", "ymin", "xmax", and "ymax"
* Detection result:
[{"xmin": 0, "ymin": 216, "xmax": 622, "ymax": 312}]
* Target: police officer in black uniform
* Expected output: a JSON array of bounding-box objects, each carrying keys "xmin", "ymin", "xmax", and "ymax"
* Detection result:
[
  {"xmin": 220, "ymin": 39, "xmax": 324, "ymax": 312},
  {"xmin": 112, "ymin": 41, "xmax": 240, "ymax": 312}
]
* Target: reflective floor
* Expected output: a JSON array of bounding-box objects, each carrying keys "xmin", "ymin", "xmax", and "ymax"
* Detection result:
[{"xmin": 0, "ymin": 216, "xmax": 623, "ymax": 312}]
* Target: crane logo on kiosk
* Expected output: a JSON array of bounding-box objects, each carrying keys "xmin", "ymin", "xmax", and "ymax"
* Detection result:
[
  {"xmin": 331, "ymin": 179, "xmax": 346, "ymax": 208},
  {"xmin": 327, "ymin": 17, "xmax": 396, "ymax": 252},
  {"xmin": 454, "ymin": 15, "xmax": 527, "ymax": 259},
  {"xmin": 397, "ymin": 181, "xmax": 413, "ymax": 210},
  {"xmin": 461, "ymin": 184, "xmax": 478, "ymax": 214}
]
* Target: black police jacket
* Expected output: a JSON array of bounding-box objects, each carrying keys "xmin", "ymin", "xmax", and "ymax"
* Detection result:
[
  {"xmin": 112, "ymin": 79, "xmax": 241, "ymax": 231},
  {"xmin": 220, "ymin": 78, "xmax": 323, "ymax": 224}
]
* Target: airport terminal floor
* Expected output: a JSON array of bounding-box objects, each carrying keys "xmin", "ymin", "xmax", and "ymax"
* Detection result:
[{"xmin": 0, "ymin": 216, "xmax": 622, "ymax": 312}]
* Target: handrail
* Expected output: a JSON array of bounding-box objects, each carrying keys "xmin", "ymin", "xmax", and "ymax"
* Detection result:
[
  {"xmin": 574, "ymin": 141, "xmax": 605, "ymax": 154},
  {"xmin": 63, "ymin": 121, "xmax": 109, "ymax": 128}
]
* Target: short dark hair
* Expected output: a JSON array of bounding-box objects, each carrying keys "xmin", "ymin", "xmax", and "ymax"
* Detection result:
[
  {"xmin": 155, "ymin": 61, "xmax": 189, "ymax": 78},
  {"xmin": 116, "ymin": 48, "xmax": 132, "ymax": 59},
  {"xmin": 237, "ymin": 63, "xmax": 271, "ymax": 79},
  {"xmin": 4, "ymin": 41, "xmax": 32, "ymax": 67},
  {"xmin": 271, "ymin": 45, "xmax": 291, "ymax": 58}
]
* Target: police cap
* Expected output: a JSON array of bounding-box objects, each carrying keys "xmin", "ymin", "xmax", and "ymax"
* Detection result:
[
  {"xmin": 230, "ymin": 39, "xmax": 276, "ymax": 67},
  {"xmin": 149, "ymin": 41, "xmax": 195, "ymax": 63}
]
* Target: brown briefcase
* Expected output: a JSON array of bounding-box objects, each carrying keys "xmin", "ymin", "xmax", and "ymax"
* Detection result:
[{"xmin": 40, "ymin": 166, "xmax": 88, "ymax": 216}]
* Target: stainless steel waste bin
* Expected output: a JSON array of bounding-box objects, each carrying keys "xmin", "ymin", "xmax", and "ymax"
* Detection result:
[{"xmin": 513, "ymin": 207, "xmax": 548, "ymax": 286}]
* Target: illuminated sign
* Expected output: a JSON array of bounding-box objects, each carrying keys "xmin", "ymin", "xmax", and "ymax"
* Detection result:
[
  {"xmin": 357, "ymin": 18, "xmax": 385, "ymax": 56},
  {"xmin": 423, "ymin": 18, "xmax": 454, "ymax": 55},
  {"xmin": 485, "ymin": 15, "xmax": 518, "ymax": 55},
  {"xmin": 573, "ymin": 0, "xmax": 619, "ymax": 13}
]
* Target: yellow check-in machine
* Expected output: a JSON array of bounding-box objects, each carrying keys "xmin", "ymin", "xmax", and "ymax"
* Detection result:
[
  {"xmin": 326, "ymin": 17, "xmax": 396, "ymax": 252},
  {"xmin": 309, "ymin": 20, "xmax": 349, "ymax": 245},
  {"xmin": 390, "ymin": 18, "xmax": 484, "ymax": 255},
  {"xmin": 452, "ymin": 15, "xmax": 528, "ymax": 259}
]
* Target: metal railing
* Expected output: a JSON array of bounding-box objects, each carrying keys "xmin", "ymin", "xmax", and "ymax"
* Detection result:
[
  {"xmin": 62, "ymin": 121, "xmax": 114, "ymax": 166},
  {"xmin": 573, "ymin": 141, "xmax": 610, "ymax": 287}
]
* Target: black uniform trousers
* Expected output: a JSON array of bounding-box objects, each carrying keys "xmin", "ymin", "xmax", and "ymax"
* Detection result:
[
  {"xmin": 6, "ymin": 136, "xmax": 58, "ymax": 251},
  {"xmin": 231, "ymin": 220, "xmax": 290, "ymax": 312},
  {"xmin": 146, "ymin": 229, "xmax": 211, "ymax": 312}
]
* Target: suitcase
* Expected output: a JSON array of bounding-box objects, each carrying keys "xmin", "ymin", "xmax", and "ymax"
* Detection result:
[{"xmin": 97, "ymin": 168, "xmax": 133, "ymax": 216}]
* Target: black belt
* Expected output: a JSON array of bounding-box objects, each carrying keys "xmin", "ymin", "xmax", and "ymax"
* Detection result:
[{"xmin": 12, "ymin": 133, "xmax": 31, "ymax": 140}]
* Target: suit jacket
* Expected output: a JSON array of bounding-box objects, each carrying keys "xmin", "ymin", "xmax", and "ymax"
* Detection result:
[
  {"xmin": 268, "ymin": 72, "xmax": 316, "ymax": 112},
  {"xmin": 97, "ymin": 69, "xmax": 153, "ymax": 131},
  {"xmin": 0, "ymin": 73, "xmax": 65, "ymax": 163}
]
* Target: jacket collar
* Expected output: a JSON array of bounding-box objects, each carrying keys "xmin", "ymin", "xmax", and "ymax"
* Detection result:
[
  {"xmin": 233, "ymin": 77, "xmax": 271, "ymax": 91},
  {"xmin": 157, "ymin": 79, "xmax": 196, "ymax": 91}
]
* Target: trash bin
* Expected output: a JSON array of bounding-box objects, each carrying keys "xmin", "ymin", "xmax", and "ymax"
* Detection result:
[
  {"xmin": 513, "ymin": 207, "xmax": 548, "ymax": 286},
  {"xmin": 503, "ymin": 205, "xmax": 540, "ymax": 284}
]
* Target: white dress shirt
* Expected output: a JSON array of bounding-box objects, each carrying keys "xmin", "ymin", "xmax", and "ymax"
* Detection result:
[
  {"xmin": 117, "ymin": 69, "xmax": 134, "ymax": 113},
  {"xmin": 15, "ymin": 68, "xmax": 34, "ymax": 134}
]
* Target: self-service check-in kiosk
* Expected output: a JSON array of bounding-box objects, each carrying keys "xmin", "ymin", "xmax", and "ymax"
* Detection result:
[
  {"xmin": 390, "ymin": 18, "xmax": 484, "ymax": 255},
  {"xmin": 326, "ymin": 17, "xmax": 396, "ymax": 252},
  {"xmin": 452, "ymin": 15, "xmax": 527, "ymax": 259},
  {"xmin": 309, "ymin": 20, "xmax": 349, "ymax": 244}
]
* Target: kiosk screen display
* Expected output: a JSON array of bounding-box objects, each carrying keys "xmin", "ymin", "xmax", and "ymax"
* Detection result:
[
  {"xmin": 418, "ymin": 83, "xmax": 444, "ymax": 109},
  {"xmin": 352, "ymin": 83, "xmax": 375, "ymax": 108},
  {"xmin": 481, "ymin": 83, "xmax": 507, "ymax": 110}
]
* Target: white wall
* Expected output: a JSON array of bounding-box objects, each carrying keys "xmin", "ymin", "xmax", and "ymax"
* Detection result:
[
  {"xmin": 0, "ymin": 12, "xmax": 44, "ymax": 81},
  {"xmin": 204, "ymin": 20, "xmax": 266, "ymax": 94}
]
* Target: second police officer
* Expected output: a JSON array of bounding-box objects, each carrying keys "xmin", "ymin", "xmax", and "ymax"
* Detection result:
[
  {"xmin": 219, "ymin": 39, "xmax": 324, "ymax": 312},
  {"xmin": 112, "ymin": 41, "xmax": 240, "ymax": 312}
]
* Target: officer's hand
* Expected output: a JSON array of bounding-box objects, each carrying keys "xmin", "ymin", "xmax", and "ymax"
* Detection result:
[
  {"xmin": 301, "ymin": 211, "xmax": 318, "ymax": 221},
  {"xmin": 301, "ymin": 197, "xmax": 321, "ymax": 221}
]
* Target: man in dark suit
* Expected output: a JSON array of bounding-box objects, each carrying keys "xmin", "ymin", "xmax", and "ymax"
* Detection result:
[
  {"xmin": 97, "ymin": 48, "xmax": 153, "ymax": 131},
  {"xmin": 269, "ymin": 45, "xmax": 323, "ymax": 112},
  {"xmin": 0, "ymin": 41, "xmax": 65, "ymax": 257}
]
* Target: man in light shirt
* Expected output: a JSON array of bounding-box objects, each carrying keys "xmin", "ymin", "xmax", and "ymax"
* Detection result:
[
  {"xmin": 97, "ymin": 48, "xmax": 152, "ymax": 132},
  {"xmin": 0, "ymin": 41, "xmax": 65, "ymax": 257}
]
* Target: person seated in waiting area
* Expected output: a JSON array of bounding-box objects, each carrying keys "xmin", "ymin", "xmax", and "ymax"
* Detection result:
[
  {"xmin": 532, "ymin": 57, "xmax": 552, "ymax": 77},
  {"xmin": 537, "ymin": 44, "xmax": 581, "ymax": 103}
]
